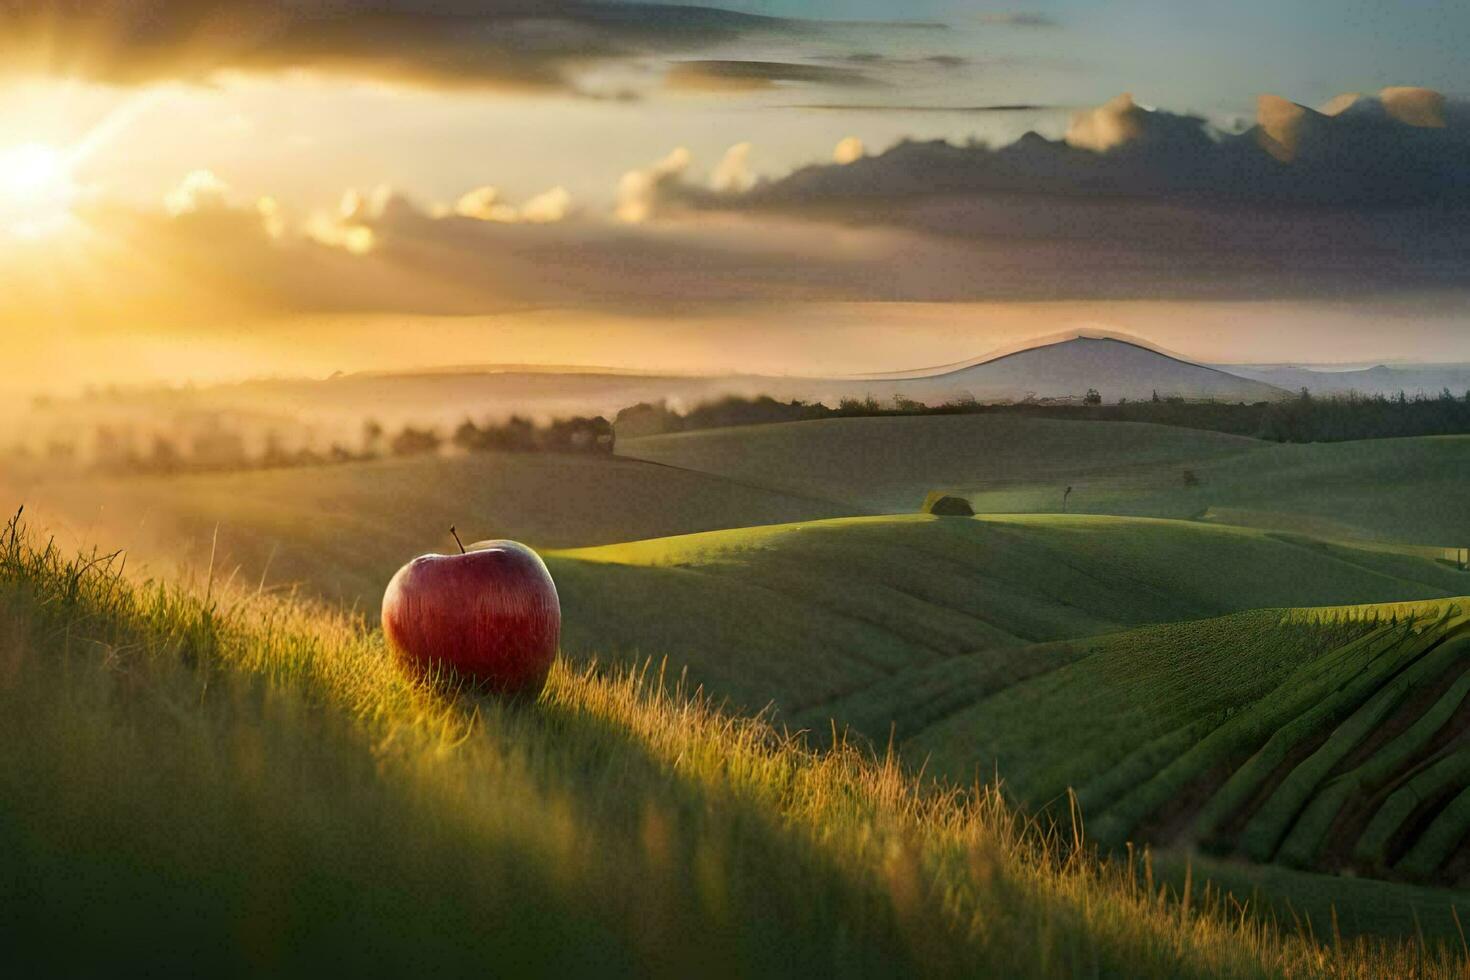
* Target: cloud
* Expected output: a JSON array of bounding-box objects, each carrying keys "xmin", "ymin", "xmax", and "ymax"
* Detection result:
[
  {"xmin": 817, "ymin": 52, "xmax": 969, "ymax": 68},
  {"xmin": 781, "ymin": 103, "xmax": 1055, "ymax": 113},
  {"xmin": 450, "ymin": 185, "xmax": 574, "ymax": 223},
  {"xmin": 616, "ymin": 147, "xmax": 692, "ymax": 223},
  {"xmin": 303, "ymin": 185, "xmax": 406, "ymax": 255},
  {"xmin": 1379, "ymin": 87, "xmax": 1447, "ymax": 128},
  {"xmin": 164, "ymin": 169, "xmax": 231, "ymax": 216},
  {"xmin": 1320, "ymin": 87, "xmax": 1447, "ymax": 129},
  {"xmin": 671, "ymin": 87, "xmax": 1470, "ymax": 213},
  {"xmin": 833, "ymin": 137, "xmax": 865, "ymax": 165},
  {"xmin": 13, "ymin": 85, "xmax": 1470, "ymax": 354},
  {"xmin": 518, "ymin": 185, "xmax": 574, "ymax": 223},
  {"xmin": 621, "ymin": 88, "xmax": 1470, "ymax": 296},
  {"xmin": 453, "ymin": 186, "xmax": 517, "ymax": 223},
  {"xmin": 709, "ymin": 143, "xmax": 755, "ymax": 193},
  {"xmin": 1064, "ymin": 92, "xmax": 1148, "ymax": 151},
  {"xmin": 665, "ymin": 60, "xmax": 877, "ymax": 92},
  {"xmin": 0, "ymin": 2, "xmax": 811, "ymax": 92},
  {"xmin": 977, "ymin": 12, "xmax": 1059, "ymax": 27}
]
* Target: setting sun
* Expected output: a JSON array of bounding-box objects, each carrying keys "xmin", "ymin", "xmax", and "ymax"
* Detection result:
[{"xmin": 0, "ymin": 142, "xmax": 77, "ymax": 237}]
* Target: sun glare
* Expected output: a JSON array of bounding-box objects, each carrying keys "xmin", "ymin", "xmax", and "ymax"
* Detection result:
[{"xmin": 0, "ymin": 142, "xmax": 78, "ymax": 238}]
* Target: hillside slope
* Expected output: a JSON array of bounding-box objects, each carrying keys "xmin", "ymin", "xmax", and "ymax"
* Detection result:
[
  {"xmin": 621, "ymin": 418, "xmax": 1470, "ymax": 545},
  {"xmin": 621, "ymin": 415, "xmax": 1262, "ymax": 513},
  {"xmin": 907, "ymin": 600, "xmax": 1470, "ymax": 892},
  {"xmin": 880, "ymin": 337, "xmax": 1286, "ymax": 404},
  {"xmin": 4, "ymin": 451, "xmax": 855, "ymax": 607},
  {"xmin": 547, "ymin": 514, "xmax": 1469, "ymax": 724},
  {"xmin": 9, "ymin": 515, "xmax": 1457, "ymax": 973},
  {"xmin": 1225, "ymin": 363, "xmax": 1470, "ymax": 399}
]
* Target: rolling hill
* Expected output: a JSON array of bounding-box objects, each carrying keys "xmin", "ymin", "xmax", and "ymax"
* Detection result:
[
  {"xmin": 906, "ymin": 600, "xmax": 1470, "ymax": 892},
  {"xmin": 620, "ymin": 415, "xmax": 1263, "ymax": 512},
  {"xmin": 25, "ymin": 513, "xmax": 1443, "ymax": 977},
  {"xmin": 620, "ymin": 417, "xmax": 1470, "ymax": 546},
  {"xmin": 546, "ymin": 514, "xmax": 1470, "ymax": 726},
  {"xmin": 2, "ymin": 451, "xmax": 853, "ymax": 607},
  {"xmin": 7, "ymin": 463, "xmax": 1470, "ymax": 954},
  {"xmin": 1225, "ymin": 362, "xmax": 1470, "ymax": 399},
  {"xmin": 858, "ymin": 336, "xmax": 1287, "ymax": 405}
]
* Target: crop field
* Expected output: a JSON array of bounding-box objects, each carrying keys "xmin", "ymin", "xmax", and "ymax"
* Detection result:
[
  {"xmin": 11, "ymin": 513, "xmax": 1465, "ymax": 975},
  {"xmin": 620, "ymin": 419, "xmax": 1470, "ymax": 546},
  {"xmin": 907, "ymin": 601, "xmax": 1470, "ymax": 891}
]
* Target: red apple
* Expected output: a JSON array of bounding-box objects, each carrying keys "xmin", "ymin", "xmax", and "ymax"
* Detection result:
[{"xmin": 382, "ymin": 538, "xmax": 560, "ymax": 698}]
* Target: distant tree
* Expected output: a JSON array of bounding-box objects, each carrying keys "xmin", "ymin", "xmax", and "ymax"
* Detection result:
[
  {"xmin": 1083, "ymin": 388, "xmax": 1102, "ymax": 406},
  {"xmin": 261, "ymin": 431, "xmax": 292, "ymax": 469},
  {"xmin": 92, "ymin": 424, "xmax": 136, "ymax": 470},
  {"xmin": 190, "ymin": 424, "xmax": 247, "ymax": 470},
  {"xmin": 1151, "ymin": 389, "xmax": 1160, "ymax": 403},
  {"xmin": 498, "ymin": 415, "xmax": 537, "ymax": 452},
  {"xmin": 148, "ymin": 435, "xmax": 182, "ymax": 474},
  {"xmin": 836, "ymin": 395, "xmax": 882, "ymax": 416},
  {"xmin": 614, "ymin": 401, "xmax": 680, "ymax": 439},
  {"xmin": 45, "ymin": 439, "xmax": 76, "ymax": 464},
  {"xmin": 892, "ymin": 394, "xmax": 925, "ymax": 413},
  {"xmin": 390, "ymin": 426, "xmax": 442, "ymax": 457},
  {"xmin": 452, "ymin": 419, "xmax": 483, "ymax": 452},
  {"xmin": 362, "ymin": 418, "xmax": 385, "ymax": 456}
]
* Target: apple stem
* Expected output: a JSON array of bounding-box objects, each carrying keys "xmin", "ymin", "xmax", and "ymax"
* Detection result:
[{"xmin": 449, "ymin": 525, "xmax": 466, "ymax": 554}]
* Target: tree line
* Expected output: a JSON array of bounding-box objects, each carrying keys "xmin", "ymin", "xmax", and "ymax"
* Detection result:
[
  {"xmin": 18, "ymin": 385, "xmax": 1469, "ymax": 478},
  {"xmin": 27, "ymin": 413, "xmax": 615, "ymax": 477},
  {"xmin": 614, "ymin": 388, "xmax": 1470, "ymax": 443}
]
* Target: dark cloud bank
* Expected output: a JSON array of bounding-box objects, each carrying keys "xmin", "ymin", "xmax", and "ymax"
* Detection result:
[
  {"xmin": 650, "ymin": 89, "xmax": 1470, "ymax": 294},
  {"xmin": 0, "ymin": 1, "xmax": 813, "ymax": 90},
  {"xmin": 666, "ymin": 59, "xmax": 878, "ymax": 91}
]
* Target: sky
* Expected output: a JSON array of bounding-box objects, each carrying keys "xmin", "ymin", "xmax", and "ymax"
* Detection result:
[{"xmin": 0, "ymin": 1, "xmax": 1468, "ymax": 395}]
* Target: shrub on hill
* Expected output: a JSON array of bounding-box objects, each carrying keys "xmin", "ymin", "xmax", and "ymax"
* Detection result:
[{"xmin": 922, "ymin": 493, "xmax": 975, "ymax": 517}]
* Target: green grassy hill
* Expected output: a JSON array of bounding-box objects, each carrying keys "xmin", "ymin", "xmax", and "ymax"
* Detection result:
[
  {"xmin": 10, "ymin": 516, "xmax": 1458, "ymax": 975},
  {"xmin": 619, "ymin": 418, "xmax": 1470, "ymax": 546},
  {"xmin": 547, "ymin": 514, "xmax": 1469, "ymax": 727},
  {"xmin": 907, "ymin": 601, "xmax": 1470, "ymax": 890},
  {"xmin": 3, "ymin": 451, "xmax": 852, "ymax": 606},
  {"xmin": 620, "ymin": 415, "xmax": 1260, "ymax": 514}
]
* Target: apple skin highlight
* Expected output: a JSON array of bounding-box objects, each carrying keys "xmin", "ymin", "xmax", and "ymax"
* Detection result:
[{"xmin": 382, "ymin": 541, "xmax": 560, "ymax": 698}]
